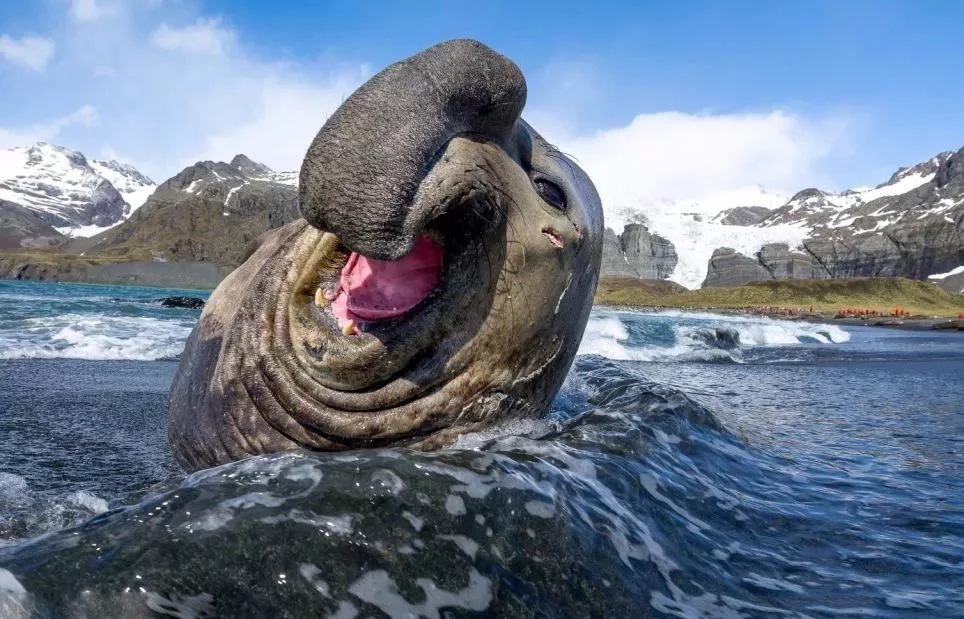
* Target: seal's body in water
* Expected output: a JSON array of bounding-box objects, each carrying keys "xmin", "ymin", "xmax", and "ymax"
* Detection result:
[{"xmin": 168, "ymin": 39, "xmax": 603, "ymax": 471}]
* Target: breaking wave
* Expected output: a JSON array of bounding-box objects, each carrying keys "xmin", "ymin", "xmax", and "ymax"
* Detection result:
[
  {"xmin": 0, "ymin": 314, "xmax": 195, "ymax": 361},
  {"xmin": 0, "ymin": 281, "xmax": 205, "ymax": 361},
  {"xmin": 0, "ymin": 473, "xmax": 109, "ymax": 547},
  {"xmin": 578, "ymin": 311, "xmax": 850, "ymax": 363}
]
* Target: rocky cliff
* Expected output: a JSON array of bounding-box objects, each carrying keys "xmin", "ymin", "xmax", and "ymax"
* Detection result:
[
  {"xmin": 600, "ymin": 223, "xmax": 678, "ymax": 280},
  {"xmin": 713, "ymin": 206, "xmax": 773, "ymax": 226},
  {"xmin": 701, "ymin": 147, "xmax": 964, "ymax": 291},
  {"xmin": 702, "ymin": 244, "xmax": 828, "ymax": 287},
  {"xmin": 596, "ymin": 145, "xmax": 961, "ymax": 292}
]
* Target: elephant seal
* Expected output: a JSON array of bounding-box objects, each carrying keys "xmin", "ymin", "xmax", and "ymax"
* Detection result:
[{"xmin": 168, "ymin": 39, "xmax": 603, "ymax": 471}]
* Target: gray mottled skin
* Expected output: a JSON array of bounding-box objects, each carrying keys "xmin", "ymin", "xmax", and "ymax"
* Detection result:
[{"xmin": 168, "ymin": 39, "xmax": 604, "ymax": 471}]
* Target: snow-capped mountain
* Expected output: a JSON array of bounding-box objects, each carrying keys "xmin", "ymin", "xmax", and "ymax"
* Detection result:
[
  {"xmin": 605, "ymin": 146, "xmax": 964, "ymax": 292},
  {"xmin": 0, "ymin": 143, "xmax": 156, "ymax": 242},
  {"xmin": 67, "ymin": 154, "xmax": 301, "ymax": 268},
  {"xmin": 756, "ymin": 153, "xmax": 951, "ymax": 231},
  {"xmin": 90, "ymin": 159, "xmax": 157, "ymax": 217},
  {"xmin": 150, "ymin": 153, "xmax": 298, "ymax": 219},
  {"xmin": 160, "ymin": 154, "xmax": 296, "ymax": 208}
]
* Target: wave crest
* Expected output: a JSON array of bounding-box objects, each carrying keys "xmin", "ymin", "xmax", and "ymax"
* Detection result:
[
  {"xmin": 0, "ymin": 314, "xmax": 194, "ymax": 361},
  {"xmin": 578, "ymin": 311, "xmax": 850, "ymax": 363}
]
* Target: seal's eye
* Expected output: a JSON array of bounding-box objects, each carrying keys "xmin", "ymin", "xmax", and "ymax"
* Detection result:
[{"xmin": 533, "ymin": 178, "xmax": 567, "ymax": 211}]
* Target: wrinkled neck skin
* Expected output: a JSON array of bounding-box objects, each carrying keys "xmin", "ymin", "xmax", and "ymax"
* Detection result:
[{"xmin": 168, "ymin": 41, "xmax": 603, "ymax": 472}]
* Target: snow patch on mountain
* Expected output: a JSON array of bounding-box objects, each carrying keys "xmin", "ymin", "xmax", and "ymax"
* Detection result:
[
  {"xmin": 607, "ymin": 185, "xmax": 800, "ymax": 288},
  {"xmin": 609, "ymin": 150, "xmax": 961, "ymax": 288},
  {"xmin": 89, "ymin": 159, "xmax": 156, "ymax": 214},
  {"xmin": 928, "ymin": 265, "xmax": 964, "ymax": 280},
  {"xmin": 635, "ymin": 205, "xmax": 809, "ymax": 289},
  {"xmin": 607, "ymin": 185, "xmax": 787, "ymax": 232},
  {"xmin": 0, "ymin": 143, "xmax": 156, "ymax": 238},
  {"xmin": 267, "ymin": 171, "xmax": 298, "ymax": 187}
]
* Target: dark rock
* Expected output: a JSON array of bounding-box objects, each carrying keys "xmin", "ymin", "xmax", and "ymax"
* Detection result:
[
  {"xmin": 230, "ymin": 154, "xmax": 273, "ymax": 176},
  {"xmin": 702, "ymin": 248, "xmax": 771, "ymax": 287},
  {"xmin": 716, "ymin": 206, "xmax": 773, "ymax": 226},
  {"xmin": 600, "ymin": 228, "xmax": 636, "ymax": 277},
  {"xmin": 757, "ymin": 243, "xmax": 829, "ymax": 280},
  {"xmin": 86, "ymin": 179, "xmax": 128, "ymax": 227},
  {"xmin": 932, "ymin": 319, "xmax": 964, "ymax": 330},
  {"xmin": 798, "ymin": 214, "xmax": 964, "ymax": 281},
  {"xmin": 0, "ymin": 200, "xmax": 66, "ymax": 249},
  {"xmin": 156, "ymin": 160, "xmax": 241, "ymax": 194},
  {"xmin": 933, "ymin": 147, "xmax": 964, "ymax": 189},
  {"xmin": 226, "ymin": 182, "xmax": 300, "ymax": 225},
  {"xmin": 157, "ymin": 296, "xmax": 206, "ymax": 309},
  {"xmin": 788, "ymin": 188, "xmax": 826, "ymax": 203},
  {"xmin": 600, "ymin": 224, "xmax": 679, "ymax": 281},
  {"xmin": 621, "ymin": 224, "xmax": 678, "ymax": 280}
]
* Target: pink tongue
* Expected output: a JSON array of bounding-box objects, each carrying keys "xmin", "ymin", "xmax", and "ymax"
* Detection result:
[{"xmin": 330, "ymin": 235, "xmax": 443, "ymax": 325}]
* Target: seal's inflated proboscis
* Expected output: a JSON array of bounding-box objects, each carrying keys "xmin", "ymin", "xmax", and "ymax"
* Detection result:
[{"xmin": 168, "ymin": 39, "xmax": 603, "ymax": 471}]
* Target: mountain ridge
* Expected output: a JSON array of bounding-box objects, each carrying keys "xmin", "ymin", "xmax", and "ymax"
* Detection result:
[
  {"xmin": 62, "ymin": 152, "xmax": 300, "ymax": 267},
  {"xmin": 1, "ymin": 140, "xmax": 962, "ymax": 294},
  {"xmin": 603, "ymin": 144, "xmax": 964, "ymax": 293},
  {"xmin": 0, "ymin": 142, "xmax": 157, "ymax": 247}
]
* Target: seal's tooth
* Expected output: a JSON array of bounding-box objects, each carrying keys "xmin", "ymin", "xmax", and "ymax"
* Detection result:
[
  {"xmin": 314, "ymin": 288, "xmax": 325, "ymax": 307},
  {"xmin": 342, "ymin": 320, "xmax": 356, "ymax": 336}
]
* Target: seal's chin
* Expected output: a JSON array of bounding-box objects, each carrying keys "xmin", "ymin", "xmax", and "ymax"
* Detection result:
[{"xmin": 328, "ymin": 235, "xmax": 444, "ymax": 331}]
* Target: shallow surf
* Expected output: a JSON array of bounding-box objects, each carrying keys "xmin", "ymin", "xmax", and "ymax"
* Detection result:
[{"xmin": 1, "ymin": 280, "xmax": 962, "ymax": 617}]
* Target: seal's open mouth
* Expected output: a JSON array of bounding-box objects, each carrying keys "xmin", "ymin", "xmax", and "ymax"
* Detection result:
[{"xmin": 328, "ymin": 235, "xmax": 444, "ymax": 330}]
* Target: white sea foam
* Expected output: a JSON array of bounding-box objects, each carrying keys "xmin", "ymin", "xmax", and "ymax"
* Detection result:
[
  {"xmin": 577, "ymin": 317, "xmax": 640, "ymax": 360},
  {"xmin": 0, "ymin": 567, "xmax": 30, "ymax": 619},
  {"xmin": 578, "ymin": 314, "xmax": 738, "ymax": 362},
  {"xmin": 577, "ymin": 311, "xmax": 849, "ymax": 363},
  {"xmin": 0, "ymin": 313, "xmax": 194, "ymax": 361},
  {"xmin": 451, "ymin": 418, "xmax": 555, "ymax": 450},
  {"xmin": 0, "ymin": 473, "xmax": 29, "ymax": 503},
  {"xmin": 66, "ymin": 490, "xmax": 109, "ymax": 514}
]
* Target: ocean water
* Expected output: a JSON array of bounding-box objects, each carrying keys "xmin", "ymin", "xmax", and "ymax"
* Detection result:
[{"xmin": 0, "ymin": 280, "xmax": 963, "ymax": 617}]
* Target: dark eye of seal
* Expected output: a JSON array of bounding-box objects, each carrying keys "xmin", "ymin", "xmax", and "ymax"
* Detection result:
[{"xmin": 533, "ymin": 177, "xmax": 567, "ymax": 210}]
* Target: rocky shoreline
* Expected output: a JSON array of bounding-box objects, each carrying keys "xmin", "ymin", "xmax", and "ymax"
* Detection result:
[
  {"xmin": 0, "ymin": 255, "xmax": 227, "ymax": 289},
  {"xmin": 597, "ymin": 304, "xmax": 964, "ymax": 332}
]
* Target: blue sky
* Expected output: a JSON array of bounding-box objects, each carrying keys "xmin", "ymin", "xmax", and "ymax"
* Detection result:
[{"xmin": 1, "ymin": 0, "xmax": 962, "ymax": 214}]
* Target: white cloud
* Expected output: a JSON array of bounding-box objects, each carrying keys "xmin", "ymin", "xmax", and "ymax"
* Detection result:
[
  {"xmin": 0, "ymin": 34, "xmax": 55, "ymax": 71},
  {"xmin": 537, "ymin": 110, "xmax": 850, "ymax": 227},
  {"xmin": 0, "ymin": 105, "xmax": 98, "ymax": 150},
  {"xmin": 150, "ymin": 18, "xmax": 235, "ymax": 55},
  {"xmin": 0, "ymin": 3, "xmax": 365, "ymax": 180},
  {"xmin": 192, "ymin": 73, "xmax": 367, "ymax": 172},
  {"xmin": 0, "ymin": 1, "xmax": 853, "ymax": 211},
  {"xmin": 69, "ymin": 0, "xmax": 115, "ymax": 22}
]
